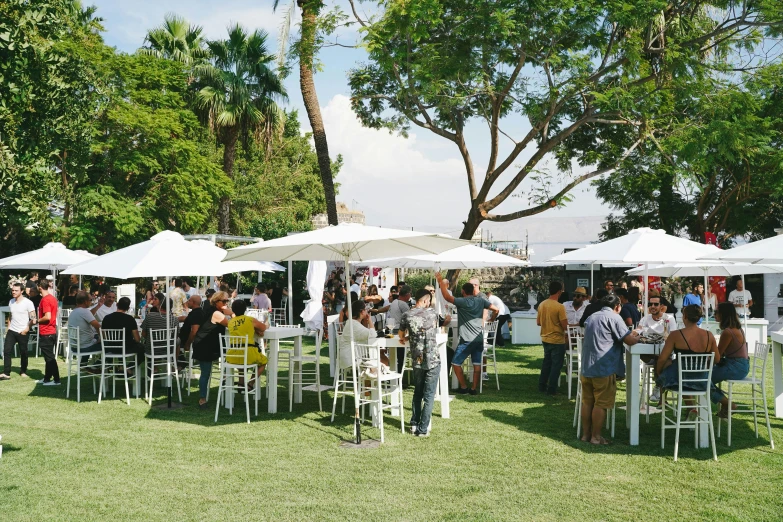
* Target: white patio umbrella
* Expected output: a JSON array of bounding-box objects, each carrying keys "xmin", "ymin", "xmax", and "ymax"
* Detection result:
[
  {"xmin": 548, "ymin": 228, "xmax": 719, "ymax": 316},
  {"xmin": 363, "ymin": 244, "xmax": 530, "ymax": 269},
  {"xmin": 699, "ymin": 235, "xmax": 783, "ymax": 264},
  {"xmin": 188, "ymin": 240, "xmax": 285, "ymax": 296},
  {"xmin": 0, "ymin": 242, "xmax": 96, "ymax": 291},
  {"xmin": 63, "ymin": 230, "xmax": 263, "ymax": 408},
  {"xmin": 224, "ymin": 223, "xmax": 468, "ymax": 443},
  {"xmin": 626, "ymin": 262, "xmax": 783, "ymax": 328}
]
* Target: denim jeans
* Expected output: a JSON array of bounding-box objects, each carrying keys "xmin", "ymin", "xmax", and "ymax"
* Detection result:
[
  {"xmin": 199, "ymin": 360, "xmax": 213, "ymax": 399},
  {"xmin": 410, "ymin": 363, "xmax": 440, "ymax": 434},
  {"xmin": 710, "ymin": 357, "xmax": 750, "ymax": 403},
  {"xmin": 540, "ymin": 342, "xmax": 566, "ymax": 394}
]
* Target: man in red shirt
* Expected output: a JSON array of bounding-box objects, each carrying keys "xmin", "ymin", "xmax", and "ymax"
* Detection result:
[{"xmin": 36, "ymin": 279, "xmax": 61, "ymax": 385}]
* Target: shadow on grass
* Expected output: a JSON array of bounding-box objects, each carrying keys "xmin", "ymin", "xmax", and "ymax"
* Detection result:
[{"xmin": 478, "ymin": 372, "xmax": 776, "ymax": 460}]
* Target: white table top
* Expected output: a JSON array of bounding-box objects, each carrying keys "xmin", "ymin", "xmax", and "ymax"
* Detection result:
[
  {"xmin": 264, "ymin": 326, "xmax": 304, "ymax": 339},
  {"xmin": 626, "ymin": 342, "xmax": 664, "ymax": 356}
]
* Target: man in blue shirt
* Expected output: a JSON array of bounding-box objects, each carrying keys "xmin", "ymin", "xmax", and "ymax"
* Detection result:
[
  {"xmin": 580, "ymin": 294, "xmax": 639, "ymax": 445},
  {"xmin": 682, "ymin": 281, "xmax": 704, "ymax": 325}
]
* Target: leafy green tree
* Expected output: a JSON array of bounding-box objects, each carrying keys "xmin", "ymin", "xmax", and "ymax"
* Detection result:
[
  {"xmin": 66, "ymin": 54, "xmax": 229, "ymax": 251},
  {"xmin": 195, "ymin": 24, "xmax": 287, "ymax": 234},
  {"xmin": 274, "ymin": 0, "xmax": 346, "ymax": 226},
  {"xmin": 596, "ymin": 64, "xmax": 783, "ymax": 245},
  {"xmin": 0, "ymin": 0, "xmax": 104, "ymax": 254},
  {"xmin": 348, "ymin": 0, "xmax": 783, "ymax": 240}
]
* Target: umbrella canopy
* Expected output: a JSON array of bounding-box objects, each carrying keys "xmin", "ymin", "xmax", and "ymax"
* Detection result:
[
  {"xmin": 699, "ymin": 235, "xmax": 783, "ymax": 264},
  {"xmin": 188, "ymin": 240, "xmax": 285, "ymax": 275},
  {"xmin": 626, "ymin": 262, "xmax": 783, "ymax": 278},
  {"xmin": 223, "ymin": 223, "xmax": 469, "ymax": 263},
  {"xmin": 0, "ymin": 242, "xmax": 96, "ymax": 271},
  {"xmin": 359, "ymin": 244, "xmax": 529, "ymax": 269},
  {"xmin": 548, "ymin": 228, "xmax": 718, "ymax": 264},
  {"xmin": 62, "ymin": 231, "xmax": 281, "ymax": 278}
]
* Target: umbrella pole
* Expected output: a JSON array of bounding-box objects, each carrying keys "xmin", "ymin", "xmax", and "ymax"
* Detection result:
[
  {"xmin": 79, "ymin": 275, "xmax": 82, "ymax": 290},
  {"xmin": 742, "ymin": 273, "xmax": 748, "ymax": 334},
  {"xmin": 590, "ymin": 263, "xmax": 594, "ymax": 297},
  {"xmin": 644, "ymin": 264, "xmax": 648, "ymax": 318},
  {"xmin": 704, "ymin": 271, "xmax": 709, "ymax": 328},
  {"xmin": 288, "ymin": 260, "xmax": 293, "ymax": 325},
  {"xmin": 345, "ymin": 254, "xmax": 361, "ymax": 444},
  {"xmin": 166, "ymin": 275, "xmax": 172, "ymax": 409}
]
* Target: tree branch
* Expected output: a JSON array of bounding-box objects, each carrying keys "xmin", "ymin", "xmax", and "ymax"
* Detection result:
[
  {"xmin": 347, "ymin": 0, "xmax": 368, "ymax": 28},
  {"xmin": 482, "ymin": 137, "xmax": 644, "ymax": 222}
]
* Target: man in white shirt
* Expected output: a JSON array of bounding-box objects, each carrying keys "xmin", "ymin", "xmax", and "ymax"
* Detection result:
[
  {"xmin": 349, "ymin": 276, "xmax": 361, "ymax": 296},
  {"xmin": 637, "ymin": 293, "xmax": 677, "ymax": 335},
  {"xmin": 388, "ymin": 285, "xmax": 412, "ymax": 332},
  {"xmin": 564, "ymin": 286, "xmax": 589, "ymax": 326},
  {"xmin": 1, "ymin": 282, "xmax": 36, "ymax": 380},
  {"xmin": 90, "ymin": 289, "xmax": 118, "ymax": 323},
  {"xmin": 338, "ymin": 301, "xmax": 378, "ymax": 369},
  {"xmin": 728, "ymin": 279, "xmax": 753, "ymax": 317},
  {"xmin": 485, "ymin": 289, "xmax": 510, "ymax": 347}
]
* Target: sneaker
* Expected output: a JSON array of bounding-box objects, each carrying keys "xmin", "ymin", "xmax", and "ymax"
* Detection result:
[
  {"xmin": 686, "ymin": 409, "xmax": 698, "ymax": 422},
  {"xmin": 649, "ymin": 386, "xmax": 661, "ymax": 403},
  {"xmin": 469, "ymin": 389, "xmax": 478, "ymax": 396},
  {"xmin": 43, "ymin": 381, "xmax": 61, "ymax": 386},
  {"xmin": 415, "ymin": 430, "xmax": 430, "ymax": 437},
  {"xmin": 456, "ymin": 387, "xmax": 470, "ymax": 395},
  {"xmin": 410, "ymin": 424, "xmax": 418, "ymax": 435},
  {"xmin": 36, "ymin": 379, "xmax": 46, "ymax": 384},
  {"xmin": 0, "ymin": 374, "xmax": 10, "ymax": 381},
  {"xmin": 482, "ymin": 372, "xmax": 489, "ymax": 381}
]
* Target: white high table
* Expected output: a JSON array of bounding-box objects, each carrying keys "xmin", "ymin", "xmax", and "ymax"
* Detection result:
[
  {"xmin": 263, "ymin": 326, "xmax": 304, "ymax": 414},
  {"xmin": 510, "ymin": 312, "xmax": 540, "ymax": 344},
  {"xmin": 625, "ymin": 342, "xmax": 709, "ymax": 448},
  {"xmin": 768, "ymin": 330, "xmax": 783, "ymax": 418}
]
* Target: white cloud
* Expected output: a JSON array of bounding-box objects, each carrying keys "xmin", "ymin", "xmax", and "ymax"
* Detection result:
[{"xmin": 319, "ymin": 95, "xmax": 471, "ymax": 232}]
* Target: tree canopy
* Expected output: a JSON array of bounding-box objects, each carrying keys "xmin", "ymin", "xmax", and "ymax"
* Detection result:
[{"xmin": 349, "ymin": 0, "xmax": 783, "ymax": 239}]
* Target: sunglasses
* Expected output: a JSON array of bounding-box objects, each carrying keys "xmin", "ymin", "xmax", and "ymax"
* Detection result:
[
  {"xmin": 606, "ymin": 284, "xmax": 614, "ymax": 287},
  {"xmin": 647, "ymin": 302, "xmax": 661, "ymax": 306}
]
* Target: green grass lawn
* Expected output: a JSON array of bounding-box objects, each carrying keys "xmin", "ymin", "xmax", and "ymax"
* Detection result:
[{"xmin": 2, "ymin": 341, "xmax": 782, "ymax": 521}]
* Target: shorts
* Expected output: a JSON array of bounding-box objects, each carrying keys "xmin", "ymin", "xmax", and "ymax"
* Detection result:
[
  {"xmin": 452, "ymin": 339, "xmax": 484, "ymax": 367},
  {"xmin": 580, "ymin": 375, "xmax": 616, "ymax": 409}
]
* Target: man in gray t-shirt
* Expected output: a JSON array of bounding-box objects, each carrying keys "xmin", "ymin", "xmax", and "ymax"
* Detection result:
[
  {"xmin": 437, "ymin": 273, "xmax": 498, "ymax": 395},
  {"xmin": 580, "ymin": 294, "xmax": 639, "ymax": 444},
  {"xmin": 68, "ymin": 291, "xmax": 101, "ymax": 362}
]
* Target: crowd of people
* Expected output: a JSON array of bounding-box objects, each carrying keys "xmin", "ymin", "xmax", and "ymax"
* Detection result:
[
  {"xmin": 536, "ymin": 277, "xmax": 753, "ymax": 445},
  {"xmin": 0, "ymin": 268, "xmax": 758, "ymax": 446}
]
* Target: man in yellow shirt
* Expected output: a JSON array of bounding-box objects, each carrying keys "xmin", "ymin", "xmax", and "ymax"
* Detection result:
[
  {"xmin": 536, "ymin": 281, "xmax": 568, "ymax": 396},
  {"xmin": 227, "ymin": 300, "xmax": 268, "ymax": 377}
]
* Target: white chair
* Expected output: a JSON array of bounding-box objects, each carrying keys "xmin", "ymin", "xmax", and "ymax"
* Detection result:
[
  {"xmin": 573, "ymin": 338, "xmax": 616, "ymax": 438},
  {"xmin": 565, "ymin": 325, "xmax": 582, "ymax": 399},
  {"xmin": 270, "ymin": 308, "xmax": 287, "ymax": 327},
  {"xmin": 331, "ymin": 334, "xmax": 355, "ymax": 422},
  {"xmin": 289, "ymin": 328, "xmax": 324, "ymax": 412},
  {"xmin": 717, "ymin": 342, "xmax": 774, "ymax": 449},
  {"xmin": 660, "ymin": 353, "xmax": 717, "ymax": 461},
  {"xmin": 355, "ymin": 343, "xmax": 404, "ymax": 443},
  {"xmin": 56, "ymin": 308, "xmax": 72, "ymax": 358},
  {"xmin": 215, "ymin": 334, "xmax": 261, "ymax": 423},
  {"xmin": 29, "ymin": 325, "xmax": 40, "ymax": 358},
  {"xmin": 66, "ymin": 327, "xmax": 102, "ymax": 403},
  {"xmin": 145, "ymin": 328, "xmax": 182, "ymax": 406},
  {"xmin": 481, "ymin": 320, "xmax": 500, "ymax": 392},
  {"xmin": 99, "ymin": 329, "xmax": 140, "ymax": 405}
]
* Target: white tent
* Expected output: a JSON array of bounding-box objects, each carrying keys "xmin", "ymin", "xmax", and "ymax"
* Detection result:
[
  {"xmin": 548, "ymin": 228, "xmax": 719, "ymax": 314},
  {"xmin": 699, "ymin": 235, "xmax": 783, "ymax": 264},
  {"xmin": 223, "ymin": 223, "xmax": 468, "ymax": 443},
  {"xmin": 362, "ymin": 244, "xmax": 529, "ymax": 269},
  {"xmin": 301, "ymin": 261, "xmax": 327, "ymax": 332}
]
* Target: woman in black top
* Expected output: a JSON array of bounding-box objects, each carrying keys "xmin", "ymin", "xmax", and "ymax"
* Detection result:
[{"xmin": 192, "ymin": 291, "xmax": 232, "ymax": 409}]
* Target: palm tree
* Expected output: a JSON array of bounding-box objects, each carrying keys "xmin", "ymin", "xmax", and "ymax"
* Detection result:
[
  {"xmin": 196, "ymin": 25, "xmax": 287, "ymax": 233},
  {"xmin": 139, "ymin": 13, "xmax": 208, "ymax": 66},
  {"xmin": 274, "ymin": 0, "xmax": 339, "ymax": 226},
  {"xmin": 68, "ymin": 1, "xmax": 104, "ymax": 34}
]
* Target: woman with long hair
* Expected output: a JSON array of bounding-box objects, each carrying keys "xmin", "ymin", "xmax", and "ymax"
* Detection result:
[{"xmin": 711, "ymin": 302, "xmax": 750, "ymax": 418}]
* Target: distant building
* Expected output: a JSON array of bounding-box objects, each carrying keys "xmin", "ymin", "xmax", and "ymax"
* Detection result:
[{"xmin": 311, "ymin": 202, "xmax": 366, "ymax": 229}]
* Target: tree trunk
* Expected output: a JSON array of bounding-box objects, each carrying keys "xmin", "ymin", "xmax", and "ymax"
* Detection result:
[
  {"xmin": 447, "ymin": 206, "xmax": 484, "ymax": 290},
  {"xmin": 219, "ymin": 128, "xmax": 239, "ymax": 234},
  {"xmin": 299, "ymin": 1, "xmax": 339, "ymax": 226}
]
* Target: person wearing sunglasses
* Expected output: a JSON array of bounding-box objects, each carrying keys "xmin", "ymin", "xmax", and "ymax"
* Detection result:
[
  {"xmin": 604, "ymin": 280, "xmax": 615, "ymax": 294},
  {"xmin": 637, "ymin": 292, "xmax": 677, "ymax": 336},
  {"xmin": 565, "ymin": 286, "xmax": 589, "ymax": 326}
]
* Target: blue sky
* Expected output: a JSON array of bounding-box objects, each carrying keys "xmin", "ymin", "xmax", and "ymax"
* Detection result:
[{"xmin": 90, "ymin": 0, "xmax": 610, "ymax": 248}]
